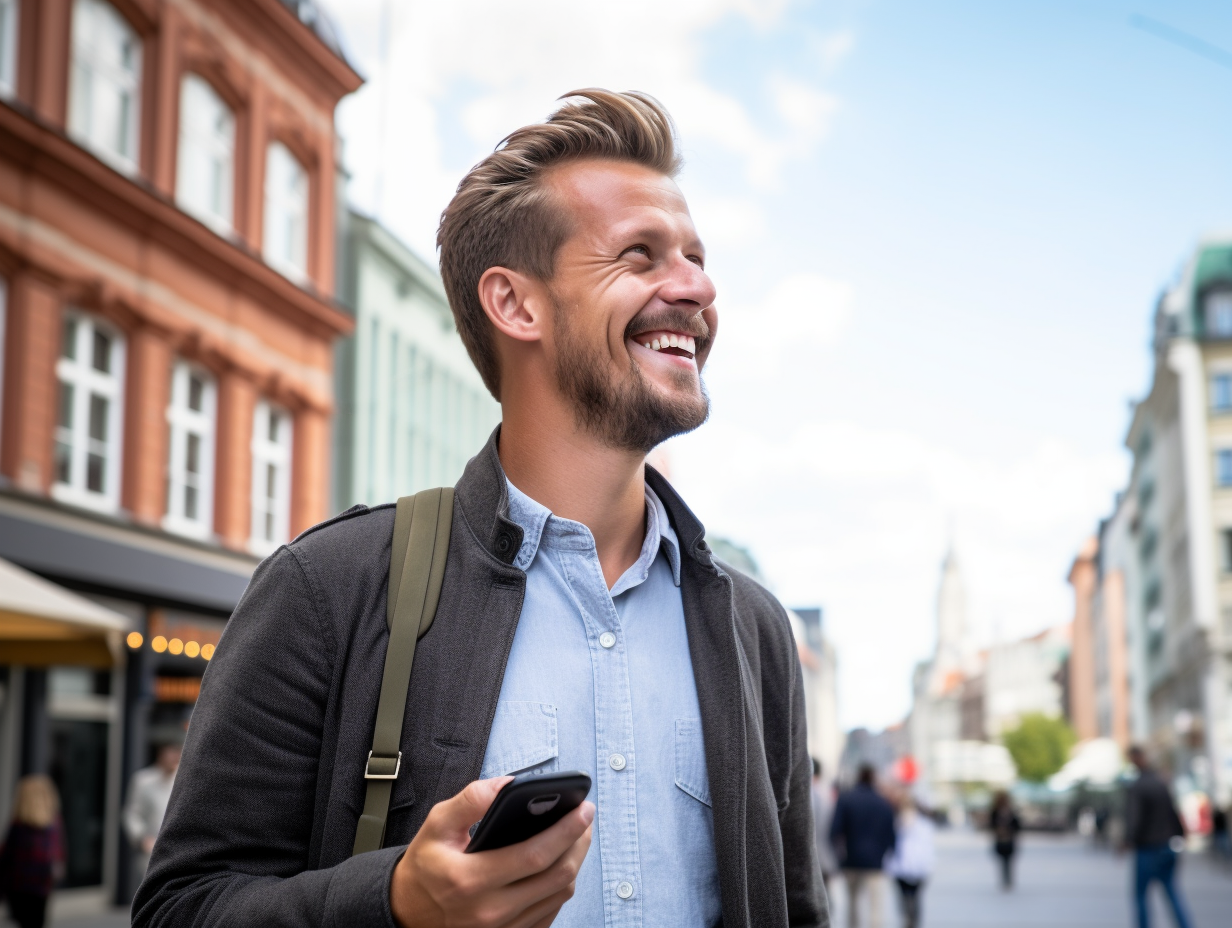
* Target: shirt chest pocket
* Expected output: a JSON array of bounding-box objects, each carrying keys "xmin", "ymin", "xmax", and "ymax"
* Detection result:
[
  {"xmin": 480, "ymin": 701, "xmax": 559, "ymax": 779},
  {"xmin": 674, "ymin": 718, "xmax": 712, "ymax": 807}
]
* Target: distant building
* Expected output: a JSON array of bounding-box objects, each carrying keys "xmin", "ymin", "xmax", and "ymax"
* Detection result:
[
  {"xmin": 790, "ymin": 607, "xmax": 841, "ymax": 779},
  {"xmin": 0, "ymin": 0, "xmax": 359, "ymax": 906},
  {"xmin": 333, "ymin": 211, "xmax": 500, "ymax": 509},
  {"xmin": 1093, "ymin": 237, "xmax": 1232, "ymax": 806},
  {"xmin": 983, "ymin": 624, "xmax": 1070, "ymax": 739}
]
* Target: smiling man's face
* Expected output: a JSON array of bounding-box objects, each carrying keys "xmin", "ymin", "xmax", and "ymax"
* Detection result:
[{"xmin": 542, "ymin": 158, "xmax": 718, "ymax": 453}]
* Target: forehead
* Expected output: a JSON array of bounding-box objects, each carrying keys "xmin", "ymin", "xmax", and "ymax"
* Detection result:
[{"xmin": 543, "ymin": 159, "xmax": 695, "ymax": 242}]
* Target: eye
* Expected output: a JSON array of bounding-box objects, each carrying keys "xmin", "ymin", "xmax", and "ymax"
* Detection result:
[
  {"xmin": 622, "ymin": 245, "xmax": 651, "ymax": 260},
  {"xmin": 687, "ymin": 253, "xmax": 705, "ymax": 270}
]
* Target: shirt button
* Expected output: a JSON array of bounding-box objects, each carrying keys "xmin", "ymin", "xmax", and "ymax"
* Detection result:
[
  {"xmin": 608, "ymin": 753, "xmax": 627, "ymax": 771},
  {"xmin": 616, "ymin": 881, "xmax": 634, "ymax": 899},
  {"xmin": 599, "ymin": 632, "xmax": 616, "ymax": 649}
]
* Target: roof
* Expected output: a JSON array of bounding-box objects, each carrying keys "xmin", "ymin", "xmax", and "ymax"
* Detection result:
[{"xmin": 278, "ymin": 0, "xmax": 358, "ymax": 70}]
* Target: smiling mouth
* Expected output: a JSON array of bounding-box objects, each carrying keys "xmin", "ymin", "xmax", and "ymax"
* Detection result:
[{"xmin": 634, "ymin": 330, "xmax": 697, "ymax": 360}]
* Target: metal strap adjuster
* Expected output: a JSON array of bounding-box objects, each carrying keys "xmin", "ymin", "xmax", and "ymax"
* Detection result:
[{"xmin": 365, "ymin": 751, "xmax": 402, "ymax": 780}]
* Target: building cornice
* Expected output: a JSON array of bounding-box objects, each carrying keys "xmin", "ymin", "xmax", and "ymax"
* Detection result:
[{"xmin": 0, "ymin": 99, "xmax": 354, "ymax": 341}]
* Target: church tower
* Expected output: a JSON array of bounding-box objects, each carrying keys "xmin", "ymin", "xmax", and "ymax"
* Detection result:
[{"xmin": 930, "ymin": 546, "xmax": 969, "ymax": 693}]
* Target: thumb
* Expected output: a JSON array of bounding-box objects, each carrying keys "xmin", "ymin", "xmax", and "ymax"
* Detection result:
[{"xmin": 432, "ymin": 776, "xmax": 512, "ymax": 837}]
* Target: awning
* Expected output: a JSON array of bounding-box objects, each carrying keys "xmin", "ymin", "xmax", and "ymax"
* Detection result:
[{"xmin": 0, "ymin": 556, "xmax": 132, "ymax": 667}]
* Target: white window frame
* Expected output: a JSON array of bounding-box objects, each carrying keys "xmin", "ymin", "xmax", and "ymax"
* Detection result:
[
  {"xmin": 1213, "ymin": 373, "xmax": 1232, "ymax": 413},
  {"xmin": 53, "ymin": 311, "xmax": 126, "ymax": 513},
  {"xmin": 1208, "ymin": 293, "xmax": 1232, "ymax": 339},
  {"xmin": 163, "ymin": 360, "xmax": 216, "ymax": 539},
  {"xmin": 263, "ymin": 141, "xmax": 309, "ymax": 282},
  {"xmin": 0, "ymin": 0, "xmax": 18, "ymax": 98},
  {"xmin": 68, "ymin": 0, "xmax": 143, "ymax": 174},
  {"xmin": 1217, "ymin": 448, "xmax": 1232, "ymax": 488},
  {"xmin": 249, "ymin": 399, "xmax": 292, "ymax": 555},
  {"xmin": 176, "ymin": 73, "xmax": 236, "ymax": 233}
]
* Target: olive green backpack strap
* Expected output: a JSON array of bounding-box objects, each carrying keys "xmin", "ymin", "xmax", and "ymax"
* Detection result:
[{"xmin": 352, "ymin": 487, "xmax": 454, "ymax": 856}]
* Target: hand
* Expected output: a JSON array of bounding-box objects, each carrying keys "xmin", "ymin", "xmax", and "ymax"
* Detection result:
[
  {"xmin": 390, "ymin": 777, "xmax": 594, "ymax": 928},
  {"xmin": 142, "ymin": 835, "xmax": 157, "ymax": 855}
]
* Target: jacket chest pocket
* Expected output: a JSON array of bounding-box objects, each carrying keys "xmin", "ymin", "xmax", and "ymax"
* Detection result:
[
  {"xmin": 674, "ymin": 718, "xmax": 712, "ymax": 807},
  {"xmin": 480, "ymin": 702, "xmax": 559, "ymax": 779}
]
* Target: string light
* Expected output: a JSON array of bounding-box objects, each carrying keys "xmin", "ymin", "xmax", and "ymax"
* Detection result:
[
  {"xmin": 126, "ymin": 631, "xmax": 143, "ymax": 649},
  {"xmin": 184, "ymin": 641, "xmax": 201, "ymax": 658},
  {"xmin": 201, "ymin": 643, "xmax": 215, "ymax": 660},
  {"xmin": 168, "ymin": 638, "xmax": 184, "ymax": 655},
  {"xmin": 151, "ymin": 636, "xmax": 168, "ymax": 653}
]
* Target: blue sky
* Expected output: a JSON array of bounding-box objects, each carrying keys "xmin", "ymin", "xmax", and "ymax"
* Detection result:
[{"xmin": 322, "ymin": 0, "xmax": 1232, "ymax": 729}]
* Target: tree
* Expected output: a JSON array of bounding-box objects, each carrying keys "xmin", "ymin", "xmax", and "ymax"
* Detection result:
[{"xmin": 1001, "ymin": 713, "xmax": 1076, "ymax": 782}]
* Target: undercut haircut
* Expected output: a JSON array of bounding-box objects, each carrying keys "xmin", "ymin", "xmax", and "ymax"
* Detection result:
[{"xmin": 437, "ymin": 89, "xmax": 682, "ymax": 400}]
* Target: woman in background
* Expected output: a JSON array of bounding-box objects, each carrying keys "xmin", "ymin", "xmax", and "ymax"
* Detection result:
[
  {"xmin": 886, "ymin": 793, "xmax": 936, "ymax": 928},
  {"xmin": 0, "ymin": 775, "xmax": 65, "ymax": 928},
  {"xmin": 989, "ymin": 791, "xmax": 1022, "ymax": 890}
]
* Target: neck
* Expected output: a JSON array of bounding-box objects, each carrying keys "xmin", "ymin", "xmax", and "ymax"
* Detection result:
[{"xmin": 499, "ymin": 398, "xmax": 648, "ymax": 589}]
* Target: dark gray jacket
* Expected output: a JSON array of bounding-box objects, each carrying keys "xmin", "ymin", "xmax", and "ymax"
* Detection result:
[{"xmin": 133, "ymin": 434, "xmax": 828, "ymax": 927}]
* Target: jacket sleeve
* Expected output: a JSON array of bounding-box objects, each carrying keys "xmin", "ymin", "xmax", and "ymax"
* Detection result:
[
  {"xmin": 1125, "ymin": 785, "xmax": 1141, "ymax": 847},
  {"xmin": 131, "ymin": 547, "xmax": 403, "ymax": 928},
  {"xmin": 780, "ymin": 651, "xmax": 831, "ymax": 928}
]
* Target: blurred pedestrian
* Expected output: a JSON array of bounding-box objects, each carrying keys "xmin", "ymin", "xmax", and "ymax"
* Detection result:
[
  {"xmin": 1211, "ymin": 803, "xmax": 1230, "ymax": 862},
  {"xmin": 123, "ymin": 739, "xmax": 181, "ymax": 880},
  {"xmin": 0, "ymin": 775, "xmax": 65, "ymax": 928},
  {"xmin": 885, "ymin": 794, "xmax": 935, "ymax": 928},
  {"xmin": 830, "ymin": 764, "xmax": 896, "ymax": 928},
  {"xmin": 988, "ymin": 791, "xmax": 1020, "ymax": 890},
  {"xmin": 1125, "ymin": 746, "xmax": 1193, "ymax": 928},
  {"xmin": 811, "ymin": 758, "xmax": 839, "ymax": 892}
]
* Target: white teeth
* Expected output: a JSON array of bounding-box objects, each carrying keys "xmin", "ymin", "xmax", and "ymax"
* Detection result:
[
  {"xmin": 686, "ymin": 337, "xmax": 695, "ymax": 354},
  {"xmin": 644, "ymin": 342, "xmax": 652, "ymax": 349},
  {"xmin": 651, "ymin": 338, "xmax": 661, "ymax": 350},
  {"xmin": 668, "ymin": 334, "xmax": 679, "ymax": 347}
]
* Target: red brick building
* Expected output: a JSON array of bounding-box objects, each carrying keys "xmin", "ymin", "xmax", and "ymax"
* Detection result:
[{"xmin": 0, "ymin": 0, "xmax": 359, "ymax": 904}]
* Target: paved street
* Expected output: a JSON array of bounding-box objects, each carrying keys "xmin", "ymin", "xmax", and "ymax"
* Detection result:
[
  {"xmin": 827, "ymin": 829, "xmax": 1232, "ymax": 928},
  {"xmin": 38, "ymin": 828, "xmax": 1232, "ymax": 928}
]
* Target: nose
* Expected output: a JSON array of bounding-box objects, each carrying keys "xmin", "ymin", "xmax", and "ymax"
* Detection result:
[{"xmin": 658, "ymin": 254, "xmax": 717, "ymax": 311}]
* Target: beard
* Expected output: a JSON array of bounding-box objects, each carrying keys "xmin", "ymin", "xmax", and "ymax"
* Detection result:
[{"xmin": 551, "ymin": 296, "xmax": 710, "ymax": 454}]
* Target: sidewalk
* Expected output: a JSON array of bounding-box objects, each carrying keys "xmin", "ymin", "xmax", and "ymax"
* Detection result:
[{"xmin": 826, "ymin": 827, "xmax": 1232, "ymax": 928}]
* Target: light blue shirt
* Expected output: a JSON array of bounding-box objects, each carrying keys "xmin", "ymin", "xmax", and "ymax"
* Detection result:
[{"xmin": 481, "ymin": 480, "xmax": 721, "ymax": 928}]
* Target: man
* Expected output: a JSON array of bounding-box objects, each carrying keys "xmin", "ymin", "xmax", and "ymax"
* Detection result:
[
  {"xmin": 811, "ymin": 759, "xmax": 839, "ymax": 891},
  {"xmin": 122, "ymin": 740, "xmax": 181, "ymax": 882},
  {"xmin": 1125, "ymin": 746, "xmax": 1192, "ymax": 928},
  {"xmin": 829, "ymin": 765, "xmax": 895, "ymax": 928},
  {"xmin": 134, "ymin": 90, "xmax": 827, "ymax": 928}
]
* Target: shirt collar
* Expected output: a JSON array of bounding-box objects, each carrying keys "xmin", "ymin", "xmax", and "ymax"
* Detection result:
[{"xmin": 504, "ymin": 479, "xmax": 682, "ymax": 591}]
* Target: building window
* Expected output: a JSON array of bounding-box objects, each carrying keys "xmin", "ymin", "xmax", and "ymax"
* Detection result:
[
  {"xmin": 263, "ymin": 142, "xmax": 308, "ymax": 281},
  {"xmin": 164, "ymin": 361, "xmax": 216, "ymax": 538},
  {"xmin": 68, "ymin": 0, "xmax": 142, "ymax": 174},
  {"xmin": 54, "ymin": 313, "xmax": 125, "ymax": 511},
  {"xmin": 1218, "ymin": 449, "xmax": 1232, "ymax": 487},
  {"xmin": 250, "ymin": 400, "xmax": 292, "ymax": 553},
  {"xmin": 176, "ymin": 74, "xmax": 235, "ymax": 232},
  {"xmin": 1222, "ymin": 529, "xmax": 1232, "ymax": 573},
  {"xmin": 0, "ymin": 0, "xmax": 17, "ymax": 97},
  {"xmin": 1214, "ymin": 374, "xmax": 1232, "ymax": 413},
  {"xmin": 1207, "ymin": 293, "xmax": 1232, "ymax": 339}
]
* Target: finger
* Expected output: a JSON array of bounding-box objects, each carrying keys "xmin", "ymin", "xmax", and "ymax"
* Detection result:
[
  {"xmin": 427, "ymin": 777, "xmax": 513, "ymax": 841},
  {"xmin": 475, "ymin": 801, "xmax": 594, "ymax": 886},
  {"xmin": 489, "ymin": 821, "xmax": 591, "ymax": 919},
  {"xmin": 508, "ymin": 883, "xmax": 578, "ymax": 928}
]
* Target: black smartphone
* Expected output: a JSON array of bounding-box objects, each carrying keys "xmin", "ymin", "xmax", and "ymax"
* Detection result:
[{"xmin": 465, "ymin": 770, "xmax": 592, "ymax": 853}]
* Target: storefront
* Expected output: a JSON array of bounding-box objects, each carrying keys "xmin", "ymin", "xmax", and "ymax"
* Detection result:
[{"xmin": 0, "ymin": 489, "xmax": 256, "ymax": 907}]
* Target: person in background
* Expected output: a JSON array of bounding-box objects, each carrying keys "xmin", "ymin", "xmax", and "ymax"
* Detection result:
[
  {"xmin": 124, "ymin": 740, "xmax": 182, "ymax": 880},
  {"xmin": 1211, "ymin": 802, "xmax": 1230, "ymax": 862},
  {"xmin": 830, "ymin": 764, "xmax": 896, "ymax": 928},
  {"xmin": 811, "ymin": 758, "xmax": 839, "ymax": 892},
  {"xmin": 1125, "ymin": 746, "xmax": 1192, "ymax": 928},
  {"xmin": 988, "ymin": 791, "xmax": 1021, "ymax": 890},
  {"xmin": 885, "ymin": 793, "xmax": 935, "ymax": 928},
  {"xmin": 0, "ymin": 775, "xmax": 65, "ymax": 928}
]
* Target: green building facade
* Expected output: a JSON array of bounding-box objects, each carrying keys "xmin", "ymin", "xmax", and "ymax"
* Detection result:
[{"xmin": 334, "ymin": 211, "xmax": 500, "ymax": 510}]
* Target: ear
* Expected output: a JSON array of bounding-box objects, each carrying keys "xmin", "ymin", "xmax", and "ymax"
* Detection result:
[{"xmin": 478, "ymin": 266, "xmax": 548, "ymax": 343}]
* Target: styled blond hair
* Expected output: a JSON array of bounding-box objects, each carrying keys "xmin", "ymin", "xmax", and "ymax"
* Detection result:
[
  {"xmin": 437, "ymin": 89, "xmax": 681, "ymax": 399},
  {"xmin": 12, "ymin": 775, "xmax": 59, "ymax": 828}
]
